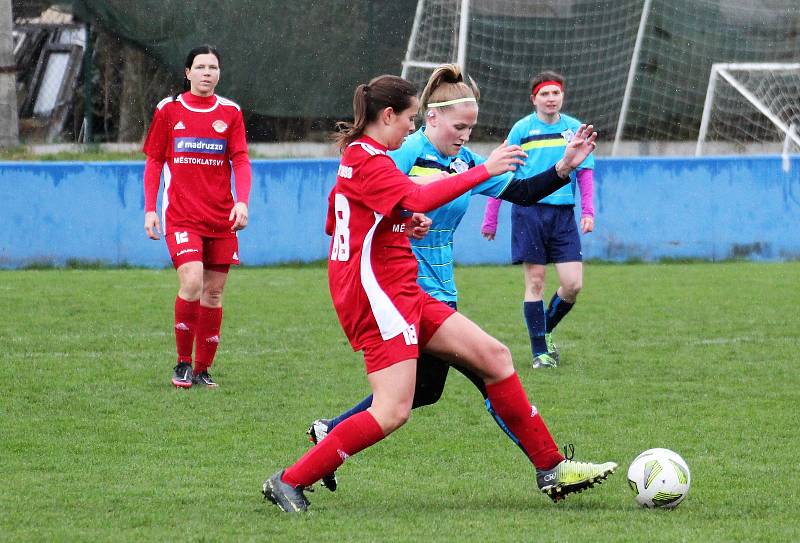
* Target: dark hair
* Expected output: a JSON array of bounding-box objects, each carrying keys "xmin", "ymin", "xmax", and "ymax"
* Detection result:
[
  {"xmin": 530, "ymin": 70, "xmax": 565, "ymax": 96},
  {"xmin": 334, "ymin": 75, "xmax": 417, "ymax": 152},
  {"xmin": 174, "ymin": 45, "xmax": 221, "ymax": 100},
  {"xmin": 419, "ymin": 63, "xmax": 480, "ymax": 114}
]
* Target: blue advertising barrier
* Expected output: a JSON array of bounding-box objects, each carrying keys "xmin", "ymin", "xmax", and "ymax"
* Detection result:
[{"xmin": 1, "ymin": 155, "xmax": 798, "ymax": 268}]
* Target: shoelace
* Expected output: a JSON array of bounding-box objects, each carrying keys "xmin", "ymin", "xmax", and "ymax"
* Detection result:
[{"xmin": 563, "ymin": 443, "xmax": 575, "ymax": 461}]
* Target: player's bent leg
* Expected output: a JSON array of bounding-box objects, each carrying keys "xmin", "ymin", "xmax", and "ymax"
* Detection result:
[
  {"xmin": 265, "ymin": 364, "xmax": 412, "ymax": 512},
  {"xmin": 308, "ymin": 356, "xmax": 447, "ymax": 493},
  {"xmin": 553, "ymin": 261, "xmax": 582, "ymax": 304},
  {"xmin": 424, "ymin": 312, "xmax": 513, "ymax": 384},
  {"xmin": 428, "ymin": 319, "xmax": 563, "ymax": 472},
  {"xmin": 446, "ymin": 362, "xmax": 530, "ymax": 458}
]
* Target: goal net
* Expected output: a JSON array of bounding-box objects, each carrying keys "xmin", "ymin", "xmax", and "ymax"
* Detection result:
[
  {"xmin": 696, "ymin": 63, "xmax": 800, "ymax": 161},
  {"xmin": 401, "ymin": 0, "xmax": 800, "ymax": 149},
  {"xmin": 402, "ymin": 0, "xmax": 645, "ymax": 138}
]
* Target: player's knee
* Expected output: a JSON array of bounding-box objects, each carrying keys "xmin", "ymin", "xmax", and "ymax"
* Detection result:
[
  {"xmin": 478, "ymin": 341, "xmax": 513, "ymax": 381},
  {"xmin": 178, "ymin": 280, "xmax": 202, "ymax": 300},
  {"xmin": 562, "ymin": 280, "xmax": 582, "ymax": 300},
  {"xmin": 381, "ymin": 405, "xmax": 411, "ymax": 433},
  {"xmin": 202, "ymin": 287, "xmax": 224, "ymax": 307}
]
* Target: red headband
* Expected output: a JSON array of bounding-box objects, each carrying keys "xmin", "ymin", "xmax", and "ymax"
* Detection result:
[{"xmin": 532, "ymin": 80, "xmax": 563, "ymax": 96}]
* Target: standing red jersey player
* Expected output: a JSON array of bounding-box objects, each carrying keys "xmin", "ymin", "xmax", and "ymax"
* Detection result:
[
  {"xmin": 142, "ymin": 45, "xmax": 251, "ymax": 389},
  {"xmin": 261, "ymin": 75, "xmax": 616, "ymax": 513}
]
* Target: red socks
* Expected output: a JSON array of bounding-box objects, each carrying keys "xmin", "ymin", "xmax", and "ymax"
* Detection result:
[
  {"xmin": 194, "ymin": 305, "xmax": 222, "ymax": 373},
  {"xmin": 282, "ymin": 411, "xmax": 384, "ymax": 488},
  {"xmin": 486, "ymin": 373, "xmax": 564, "ymax": 470},
  {"xmin": 174, "ymin": 297, "xmax": 199, "ymax": 363}
]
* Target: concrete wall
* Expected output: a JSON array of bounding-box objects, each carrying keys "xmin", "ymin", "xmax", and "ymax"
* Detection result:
[{"xmin": 1, "ymin": 155, "xmax": 798, "ymax": 268}]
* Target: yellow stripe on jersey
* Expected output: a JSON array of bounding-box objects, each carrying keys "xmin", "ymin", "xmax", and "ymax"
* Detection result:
[
  {"xmin": 409, "ymin": 165, "xmax": 446, "ymax": 177},
  {"xmin": 521, "ymin": 138, "xmax": 565, "ymax": 151}
]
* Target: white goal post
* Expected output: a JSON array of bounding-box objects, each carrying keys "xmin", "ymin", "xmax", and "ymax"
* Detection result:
[{"xmin": 696, "ymin": 63, "xmax": 800, "ymax": 166}]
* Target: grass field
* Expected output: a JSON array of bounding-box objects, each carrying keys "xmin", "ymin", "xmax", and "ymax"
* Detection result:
[{"xmin": 2, "ymin": 262, "xmax": 799, "ymax": 542}]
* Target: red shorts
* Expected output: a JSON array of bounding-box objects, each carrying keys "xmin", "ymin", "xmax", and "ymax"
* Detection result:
[
  {"xmin": 165, "ymin": 230, "xmax": 240, "ymax": 269},
  {"xmin": 362, "ymin": 295, "xmax": 455, "ymax": 374}
]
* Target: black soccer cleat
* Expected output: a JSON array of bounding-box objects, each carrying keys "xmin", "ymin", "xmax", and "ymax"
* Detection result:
[
  {"xmin": 307, "ymin": 419, "xmax": 338, "ymax": 491},
  {"xmin": 262, "ymin": 470, "xmax": 310, "ymax": 513},
  {"xmin": 192, "ymin": 370, "xmax": 218, "ymax": 388},
  {"xmin": 171, "ymin": 362, "xmax": 193, "ymax": 388}
]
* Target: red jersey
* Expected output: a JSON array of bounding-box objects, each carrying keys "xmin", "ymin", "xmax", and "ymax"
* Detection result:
[
  {"xmin": 327, "ymin": 136, "xmax": 428, "ymax": 350},
  {"xmin": 143, "ymin": 92, "xmax": 251, "ymax": 237}
]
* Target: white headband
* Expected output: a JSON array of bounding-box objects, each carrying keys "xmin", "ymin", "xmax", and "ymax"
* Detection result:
[{"xmin": 426, "ymin": 97, "xmax": 477, "ymax": 108}]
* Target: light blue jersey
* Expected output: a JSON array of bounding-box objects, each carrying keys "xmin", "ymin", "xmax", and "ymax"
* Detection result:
[
  {"xmin": 389, "ymin": 128, "xmax": 513, "ymax": 303},
  {"xmin": 507, "ymin": 112, "xmax": 594, "ymax": 206}
]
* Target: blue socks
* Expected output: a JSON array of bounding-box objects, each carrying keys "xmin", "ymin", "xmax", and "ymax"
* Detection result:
[
  {"xmin": 524, "ymin": 301, "xmax": 548, "ymax": 356},
  {"xmin": 329, "ymin": 395, "xmax": 373, "ymax": 430},
  {"xmin": 545, "ymin": 293, "xmax": 574, "ymax": 333}
]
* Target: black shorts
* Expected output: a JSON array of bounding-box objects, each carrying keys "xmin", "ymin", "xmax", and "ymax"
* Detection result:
[{"xmin": 511, "ymin": 204, "xmax": 582, "ymax": 265}]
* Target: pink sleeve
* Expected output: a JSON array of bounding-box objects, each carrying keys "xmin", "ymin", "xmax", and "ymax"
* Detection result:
[
  {"xmin": 577, "ymin": 169, "xmax": 594, "ymax": 218},
  {"xmin": 481, "ymin": 197, "xmax": 503, "ymax": 234}
]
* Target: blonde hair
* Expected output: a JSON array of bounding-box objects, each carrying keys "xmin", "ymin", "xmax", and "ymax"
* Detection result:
[{"xmin": 419, "ymin": 64, "xmax": 480, "ymax": 116}]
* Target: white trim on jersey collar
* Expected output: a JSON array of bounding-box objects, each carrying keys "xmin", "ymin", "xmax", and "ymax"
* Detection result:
[
  {"xmin": 177, "ymin": 94, "xmax": 220, "ymax": 113},
  {"xmin": 348, "ymin": 141, "xmax": 386, "ymax": 156}
]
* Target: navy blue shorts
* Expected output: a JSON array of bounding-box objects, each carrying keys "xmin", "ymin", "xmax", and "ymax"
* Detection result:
[{"xmin": 511, "ymin": 204, "xmax": 582, "ymax": 265}]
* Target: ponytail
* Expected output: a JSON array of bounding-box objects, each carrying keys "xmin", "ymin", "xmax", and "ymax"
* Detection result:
[{"xmin": 419, "ymin": 63, "xmax": 479, "ymax": 115}]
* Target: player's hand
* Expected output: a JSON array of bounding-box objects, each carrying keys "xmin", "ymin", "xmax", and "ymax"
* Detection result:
[
  {"xmin": 230, "ymin": 202, "xmax": 249, "ymax": 231},
  {"xmin": 484, "ymin": 140, "xmax": 527, "ymax": 177},
  {"xmin": 408, "ymin": 213, "xmax": 432, "ymax": 240},
  {"xmin": 144, "ymin": 211, "xmax": 161, "ymax": 240},
  {"xmin": 580, "ymin": 216, "xmax": 594, "ymax": 234},
  {"xmin": 482, "ymin": 230, "xmax": 496, "ymax": 241},
  {"xmin": 559, "ymin": 124, "xmax": 598, "ymax": 175}
]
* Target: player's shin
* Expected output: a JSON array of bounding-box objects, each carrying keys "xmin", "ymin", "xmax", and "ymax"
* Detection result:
[
  {"xmin": 485, "ymin": 373, "xmax": 564, "ymax": 471},
  {"xmin": 174, "ymin": 297, "xmax": 199, "ymax": 363},
  {"xmin": 283, "ymin": 411, "xmax": 384, "ymax": 488},
  {"xmin": 194, "ymin": 305, "xmax": 222, "ymax": 373}
]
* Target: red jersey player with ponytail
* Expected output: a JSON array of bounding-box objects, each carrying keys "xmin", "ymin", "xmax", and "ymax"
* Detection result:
[
  {"xmin": 261, "ymin": 75, "xmax": 616, "ymax": 513},
  {"xmin": 142, "ymin": 45, "xmax": 251, "ymax": 389}
]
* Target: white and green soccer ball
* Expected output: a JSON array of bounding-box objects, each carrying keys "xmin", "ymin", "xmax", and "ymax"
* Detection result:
[{"xmin": 627, "ymin": 448, "xmax": 691, "ymax": 509}]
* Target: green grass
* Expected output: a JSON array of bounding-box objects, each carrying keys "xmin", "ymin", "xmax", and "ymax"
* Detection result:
[
  {"xmin": 1, "ymin": 263, "xmax": 799, "ymax": 542},
  {"xmin": 0, "ymin": 146, "xmax": 144, "ymax": 162}
]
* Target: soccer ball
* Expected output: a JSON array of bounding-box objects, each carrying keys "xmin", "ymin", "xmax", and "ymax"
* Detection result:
[{"xmin": 627, "ymin": 448, "xmax": 691, "ymax": 509}]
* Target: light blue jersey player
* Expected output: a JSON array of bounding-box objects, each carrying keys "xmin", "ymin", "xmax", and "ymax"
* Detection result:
[
  {"xmin": 482, "ymin": 71, "xmax": 596, "ymax": 370},
  {"xmin": 305, "ymin": 65, "xmax": 607, "ymax": 500}
]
